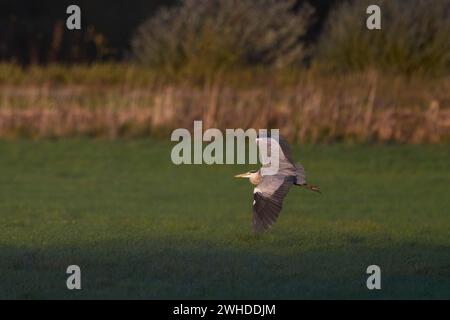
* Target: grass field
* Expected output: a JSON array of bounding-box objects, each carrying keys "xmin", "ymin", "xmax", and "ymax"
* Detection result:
[{"xmin": 0, "ymin": 140, "xmax": 449, "ymax": 299}]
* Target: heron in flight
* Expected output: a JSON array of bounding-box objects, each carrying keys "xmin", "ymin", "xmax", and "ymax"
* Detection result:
[{"xmin": 235, "ymin": 136, "xmax": 320, "ymax": 232}]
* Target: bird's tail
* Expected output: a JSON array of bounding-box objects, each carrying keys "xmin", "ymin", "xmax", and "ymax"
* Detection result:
[
  {"xmin": 294, "ymin": 162, "xmax": 321, "ymax": 193},
  {"xmin": 294, "ymin": 162, "xmax": 306, "ymax": 185}
]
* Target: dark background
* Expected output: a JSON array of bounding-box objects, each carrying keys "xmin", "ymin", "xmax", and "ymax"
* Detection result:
[{"xmin": 0, "ymin": 0, "xmax": 341, "ymax": 64}]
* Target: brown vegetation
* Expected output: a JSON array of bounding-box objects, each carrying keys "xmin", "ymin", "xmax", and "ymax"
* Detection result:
[{"xmin": 0, "ymin": 66, "xmax": 449, "ymax": 143}]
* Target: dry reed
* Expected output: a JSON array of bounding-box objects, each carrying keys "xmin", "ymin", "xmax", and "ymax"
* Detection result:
[{"xmin": 0, "ymin": 71, "xmax": 449, "ymax": 143}]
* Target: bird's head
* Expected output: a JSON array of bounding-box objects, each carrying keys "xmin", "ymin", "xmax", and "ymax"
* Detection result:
[{"xmin": 234, "ymin": 169, "xmax": 258, "ymax": 179}]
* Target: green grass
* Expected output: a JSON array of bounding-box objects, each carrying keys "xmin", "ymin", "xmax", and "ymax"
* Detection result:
[{"xmin": 0, "ymin": 140, "xmax": 449, "ymax": 299}]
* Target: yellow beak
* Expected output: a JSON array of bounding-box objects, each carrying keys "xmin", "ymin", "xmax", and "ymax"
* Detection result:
[{"xmin": 234, "ymin": 172, "xmax": 251, "ymax": 178}]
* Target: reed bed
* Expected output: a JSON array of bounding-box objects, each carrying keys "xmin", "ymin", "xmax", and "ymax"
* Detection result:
[{"xmin": 0, "ymin": 66, "xmax": 449, "ymax": 143}]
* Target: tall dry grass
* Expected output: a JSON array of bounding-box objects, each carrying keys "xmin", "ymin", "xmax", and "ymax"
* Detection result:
[{"xmin": 0, "ymin": 66, "xmax": 449, "ymax": 143}]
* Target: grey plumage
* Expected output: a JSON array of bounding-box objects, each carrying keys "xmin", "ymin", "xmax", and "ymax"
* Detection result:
[
  {"xmin": 252, "ymin": 175, "xmax": 294, "ymax": 232},
  {"xmin": 235, "ymin": 136, "xmax": 320, "ymax": 232}
]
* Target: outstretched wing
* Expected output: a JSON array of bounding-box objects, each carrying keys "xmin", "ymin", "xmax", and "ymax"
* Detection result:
[
  {"xmin": 257, "ymin": 136, "xmax": 297, "ymax": 176},
  {"xmin": 252, "ymin": 175, "xmax": 294, "ymax": 232}
]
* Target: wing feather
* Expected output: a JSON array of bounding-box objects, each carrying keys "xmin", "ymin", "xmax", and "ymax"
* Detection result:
[
  {"xmin": 257, "ymin": 136, "xmax": 297, "ymax": 176},
  {"xmin": 252, "ymin": 175, "xmax": 294, "ymax": 232}
]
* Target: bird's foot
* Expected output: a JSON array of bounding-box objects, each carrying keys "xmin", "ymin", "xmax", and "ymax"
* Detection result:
[{"xmin": 307, "ymin": 184, "xmax": 321, "ymax": 194}]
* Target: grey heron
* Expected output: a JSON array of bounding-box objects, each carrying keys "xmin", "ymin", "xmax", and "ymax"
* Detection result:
[{"xmin": 235, "ymin": 136, "xmax": 320, "ymax": 232}]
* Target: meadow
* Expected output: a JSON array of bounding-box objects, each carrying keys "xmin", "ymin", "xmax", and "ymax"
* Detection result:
[{"xmin": 0, "ymin": 139, "xmax": 449, "ymax": 299}]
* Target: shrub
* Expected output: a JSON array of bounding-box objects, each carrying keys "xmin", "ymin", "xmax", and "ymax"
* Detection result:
[
  {"xmin": 316, "ymin": 0, "xmax": 450, "ymax": 76},
  {"xmin": 131, "ymin": 0, "xmax": 314, "ymax": 75}
]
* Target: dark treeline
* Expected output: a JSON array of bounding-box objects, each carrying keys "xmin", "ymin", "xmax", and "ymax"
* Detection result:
[{"xmin": 0, "ymin": 0, "xmax": 341, "ymax": 65}]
